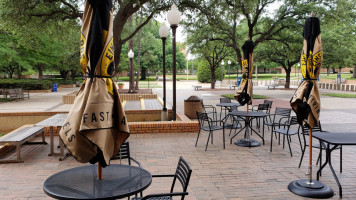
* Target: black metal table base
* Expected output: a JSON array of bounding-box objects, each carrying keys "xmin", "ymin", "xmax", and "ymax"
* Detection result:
[
  {"xmin": 234, "ymin": 139, "xmax": 261, "ymax": 147},
  {"xmin": 288, "ymin": 179, "xmax": 333, "ymax": 198}
]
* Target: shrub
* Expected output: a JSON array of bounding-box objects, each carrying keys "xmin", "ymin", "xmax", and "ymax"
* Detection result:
[
  {"xmin": 0, "ymin": 79, "xmax": 54, "ymax": 90},
  {"xmin": 197, "ymin": 60, "xmax": 225, "ymax": 83}
]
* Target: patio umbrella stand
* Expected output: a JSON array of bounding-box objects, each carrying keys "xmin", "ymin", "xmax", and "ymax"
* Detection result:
[
  {"xmin": 234, "ymin": 40, "xmax": 260, "ymax": 147},
  {"xmin": 288, "ymin": 14, "xmax": 333, "ymax": 198}
]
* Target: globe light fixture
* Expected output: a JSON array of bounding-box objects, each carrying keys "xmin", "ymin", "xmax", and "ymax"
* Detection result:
[
  {"xmin": 228, "ymin": 60, "xmax": 232, "ymax": 87},
  {"xmin": 128, "ymin": 49, "xmax": 134, "ymax": 93},
  {"xmin": 128, "ymin": 49, "xmax": 134, "ymax": 58}
]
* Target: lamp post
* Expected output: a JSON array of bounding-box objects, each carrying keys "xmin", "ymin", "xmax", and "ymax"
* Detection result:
[
  {"xmin": 167, "ymin": 4, "xmax": 181, "ymax": 121},
  {"xmin": 159, "ymin": 23, "xmax": 169, "ymax": 120},
  {"xmin": 221, "ymin": 60, "xmax": 225, "ymax": 81},
  {"xmin": 128, "ymin": 49, "xmax": 134, "ymax": 93},
  {"xmin": 228, "ymin": 60, "xmax": 231, "ymax": 87}
]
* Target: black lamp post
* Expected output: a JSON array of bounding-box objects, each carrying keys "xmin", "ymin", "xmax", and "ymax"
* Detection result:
[
  {"xmin": 159, "ymin": 23, "xmax": 170, "ymax": 120},
  {"xmin": 128, "ymin": 49, "xmax": 134, "ymax": 93},
  {"xmin": 167, "ymin": 4, "xmax": 181, "ymax": 121}
]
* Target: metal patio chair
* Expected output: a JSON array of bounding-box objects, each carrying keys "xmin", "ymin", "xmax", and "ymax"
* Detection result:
[
  {"xmin": 132, "ymin": 156, "xmax": 192, "ymax": 200},
  {"xmin": 196, "ymin": 111, "xmax": 225, "ymax": 151},
  {"xmin": 298, "ymin": 123, "xmax": 343, "ymax": 172},
  {"xmin": 266, "ymin": 107, "xmax": 291, "ymax": 143},
  {"xmin": 112, "ymin": 142, "xmax": 141, "ymax": 167},
  {"xmin": 271, "ymin": 116, "xmax": 300, "ymax": 157},
  {"xmin": 219, "ymin": 97, "xmax": 231, "ymax": 120}
]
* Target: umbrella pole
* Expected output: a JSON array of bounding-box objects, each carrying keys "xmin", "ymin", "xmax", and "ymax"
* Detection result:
[
  {"xmin": 98, "ymin": 163, "xmax": 103, "ymax": 180},
  {"xmin": 308, "ymin": 128, "xmax": 312, "ymax": 183}
]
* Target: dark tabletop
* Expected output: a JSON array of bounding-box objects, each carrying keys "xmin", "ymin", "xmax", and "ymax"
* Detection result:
[
  {"xmin": 216, "ymin": 102, "xmax": 240, "ymax": 107},
  {"xmin": 43, "ymin": 164, "xmax": 152, "ymax": 200},
  {"xmin": 229, "ymin": 110, "xmax": 268, "ymax": 118},
  {"xmin": 313, "ymin": 132, "xmax": 356, "ymax": 146}
]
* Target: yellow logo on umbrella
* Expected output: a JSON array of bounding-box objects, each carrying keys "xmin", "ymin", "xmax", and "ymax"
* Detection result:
[{"xmin": 80, "ymin": 33, "xmax": 88, "ymax": 74}]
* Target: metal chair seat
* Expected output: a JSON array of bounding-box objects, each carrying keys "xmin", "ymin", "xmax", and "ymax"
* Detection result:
[
  {"xmin": 132, "ymin": 197, "xmax": 172, "ymax": 200},
  {"xmin": 201, "ymin": 125, "xmax": 223, "ymax": 131},
  {"xmin": 274, "ymin": 128, "xmax": 298, "ymax": 135}
]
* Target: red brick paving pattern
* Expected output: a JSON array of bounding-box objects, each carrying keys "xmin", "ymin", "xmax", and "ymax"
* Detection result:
[{"xmin": 1, "ymin": 130, "xmax": 356, "ymax": 199}]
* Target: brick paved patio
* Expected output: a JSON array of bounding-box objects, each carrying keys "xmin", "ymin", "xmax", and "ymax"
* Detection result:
[{"xmin": 1, "ymin": 125, "xmax": 356, "ymax": 199}]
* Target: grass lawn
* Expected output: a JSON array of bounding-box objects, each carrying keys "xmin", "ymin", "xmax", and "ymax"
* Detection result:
[
  {"xmin": 319, "ymin": 73, "xmax": 356, "ymax": 80},
  {"xmin": 221, "ymin": 94, "xmax": 269, "ymax": 99},
  {"xmin": 322, "ymin": 93, "xmax": 356, "ymax": 98},
  {"xmin": 0, "ymin": 133, "xmax": 5, "ymax": 137}
]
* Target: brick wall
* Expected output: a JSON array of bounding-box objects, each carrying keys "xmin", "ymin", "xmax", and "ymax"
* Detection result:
[{"xmin": 44, "ymin": 114, "xmax": 199, "ymax": 136}]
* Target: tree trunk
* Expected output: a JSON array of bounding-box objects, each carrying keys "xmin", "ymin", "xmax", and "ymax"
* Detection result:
[
  {"xmin": 135, "ymin": 14, "xmax": 142, "ymax": 90},
  {"xmin": 339, "ymin": 67, "xmax": 342, "ymax": 74},
  {"xmin": 17, "ymin": 65, "xmax": 21, "ymax": 79},
  {"xmin": 285, "ymin": 68, "xmax": 291, "ymax": 89},
  {"xmin": 37, "ymin": 64, "xmax": 44, "ymax": 80},
  {"xmin": 326, "ymin": 67, "xmax": 330, "ymax": 76},
  {"xmin": 141, "ymin": 67, "xmax": 146, "ymax": 80},
  {"xmin": 353, "ymin": 64, "xmax": 356, "ymax": 78},
  {"xmin": 210, "ymin": 65, "xmax": 216, "ymax": 89}
]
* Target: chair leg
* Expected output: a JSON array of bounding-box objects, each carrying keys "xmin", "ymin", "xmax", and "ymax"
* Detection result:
[
  {"xmin": 287, "ymin": 135, "xmax": 293, "ymax": 157},
  {"xmin": 205, "ymin": 131, "xmax": 211, "ymax": 151},
  {"xmin": 211, "ymin": 132, "xmax": 213, "ymax": 144},
  {"xmin": 340, "ymin": 146, "xmax": 342, "ymax": 173},
  {"xmin": 270, "ymin": 130, "xmax": 273, "ymax": 152},
  {"xmin": 195, "ymin": 129, "xmax": 201, "ymax": 147},
  {"xmin": 282, "ymin": 135, "xmax": 285, "ymax": 148},
  {"xmin": 223, "ymin": 129, "xmax": 225, "ymax": 149},
  {"xmin": 298, "ymin": 144, "xmax": 306, "ymax": 168}
]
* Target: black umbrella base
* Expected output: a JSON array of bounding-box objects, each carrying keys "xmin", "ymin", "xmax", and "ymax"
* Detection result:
[
  {"xmin": 288, "ymin": 179, "xmax": 334, "ymax": 198},
  {"xmin": 234, "ymin": 139, "xmax": 261, "ymax": 147}
]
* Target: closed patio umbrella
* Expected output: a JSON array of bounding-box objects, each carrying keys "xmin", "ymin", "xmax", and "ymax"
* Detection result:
[
  {"xmin": 235, "ymin": 40, "xmax": 254, "ymax": 106},
  {"xmin": 59, "ymin": 0, "xmax": 129, "ymax": 170},
  {"xmin": 288, "ymin": 14, "xmax": 333, "ymax": 198}
]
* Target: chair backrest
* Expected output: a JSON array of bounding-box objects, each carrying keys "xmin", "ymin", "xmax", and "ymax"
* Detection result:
[
  {"xmin": 290, "ymin": 116, "xmax": 299, "ymax": 125},
  {"xmin": 257, "ymin": 103, "xmax": 269, "ymax": 112},
  {"xmin": 220, "ymin": 97, "xmax": 231, "ymax": 103},
  {"xmin": 272, "ymin": 107, "xmax": 291, "ymax": 122},
  {"xmin": 196, "ymin": 111, "xmax": 212, "ymax": 128},
  {"xmin": 171, "ymin": 156, "xmax": 192, "ymax": 200},
  {"xmin": 301, "ymin": 122, "xmax": 322, "ymax": 133},
  {"xmin": 264, "ymin": 100, "xmax": 273, "ymax": 109},
  {"xmin": 113, "ymin": 142, "xmax": 132, "ymax": 165}
]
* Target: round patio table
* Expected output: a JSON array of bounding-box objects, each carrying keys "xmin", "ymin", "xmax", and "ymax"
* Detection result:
[
  {"xmin": 229, "ymin": 111, "xmax": 268, "ymax": 147},
  {"xmin": 43, "ymin": 164, "xmax": 152, "ymax": 200}
]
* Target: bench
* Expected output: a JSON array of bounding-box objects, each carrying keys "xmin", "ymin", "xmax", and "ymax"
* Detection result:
[
  {"xmin": 0, "ymin": 125, "xmax": 46, "ymax": 163},
  {"xmin": 267, "ymin": 84, "xmax": 278, "ymax": 89},
  {"xmin": 6, "ymin": 88, "xmax": 30, "ymax": 101},
  {"xmin": 230, "ymin": 82, "xmax": 238, "ymax": 90},
  {"xmin": 192, "ymin": 85, "xmax": 202, "ymax": 91}
]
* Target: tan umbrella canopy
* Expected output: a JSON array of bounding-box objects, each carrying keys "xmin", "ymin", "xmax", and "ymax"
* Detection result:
[
  {"xmin": 235, "ymin": 40, "xmax": 254, "ymax": 106},
  {"xmin": 59, "ymin": 0, "xmax": 129, "ymax": 168},
  {"xmin": 291, "ymin": 16, "xmax": 322, "ymax": 128}
]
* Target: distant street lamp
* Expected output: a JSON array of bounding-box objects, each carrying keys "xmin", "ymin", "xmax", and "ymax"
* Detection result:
[
  {"xmin": 167, "ymin": 4, "xmax": 181, "ymax": 121},
  {"xmin": 128, "ymin": 49, "xmax": 135, "ymax": 93},
  {"xmin": 228, "ymin": 60, "xmax": 231, "ymax": 87},
  {"xmin": 159, "ymin": 23, "xmax": 169, "ymax": 120},
  {"xmin": 221, "ymin": 60, "xmax": 225, "ymax": 81}
]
